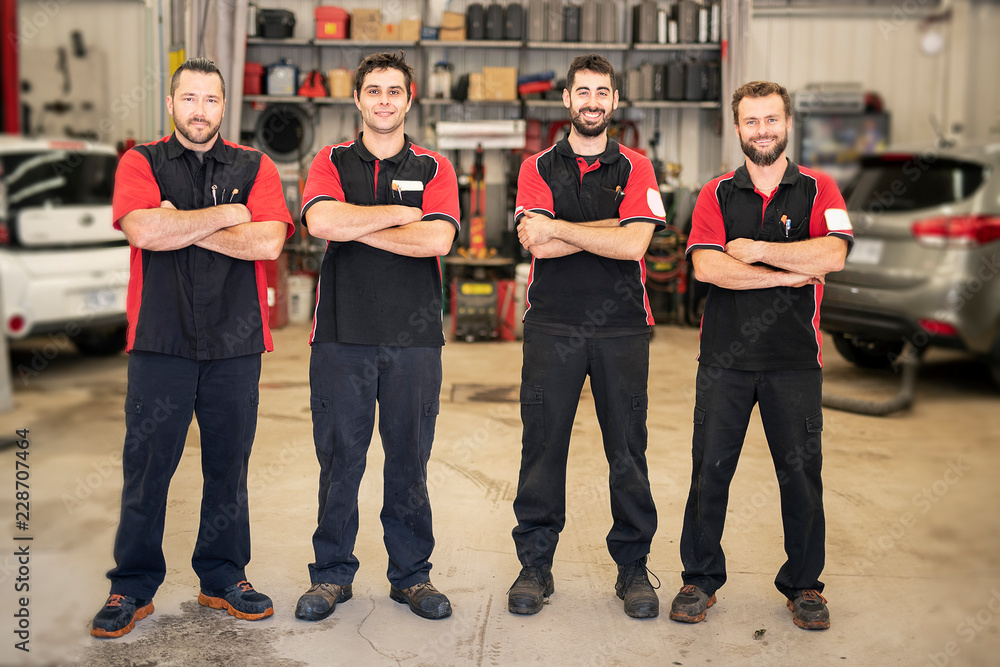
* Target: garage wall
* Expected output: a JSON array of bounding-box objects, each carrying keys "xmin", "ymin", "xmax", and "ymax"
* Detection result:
[
  {"xmin": 746, "ymin": 0, "xmax": 1000, "ymax": 148},
  {"xmin": 16, "ymin": 0, "xmax": 163, "ymax": 146}
]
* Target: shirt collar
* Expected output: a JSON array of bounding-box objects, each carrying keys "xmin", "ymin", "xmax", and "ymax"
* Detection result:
[
  {"xmin": 165, "ymin": 132, "xmax": 233, "ymax": 164},
  {"xmin": 354, "ymin": 132, "xmax": 411, "ymax": 164},
  {"xmin": 733, "ymin": 157, "xmax": 800, "ymax": 189},
  {"xmin": 555, "ymin": 135, "xmax": 623, "ymax": 164}
]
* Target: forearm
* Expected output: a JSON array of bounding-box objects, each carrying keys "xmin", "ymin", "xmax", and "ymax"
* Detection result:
[
  {"xmin": 305, "ymin": 200, "xmax": 422, "ymax": 242},
  {"xmin": 194, "ymin": 220, "xmax": 288, "ymax": 261},
  {"xmin": 552, "ymin": 221, "xmax": 653, "ymax": 261},
  {"xmin": 120, "ymin": 204, "xmax": 247, "ymax": 251},
  {"xmin": 692, "ymin": 250, "xmax": 815, "ymax": 290},
  {"xmin": 355, "ymin": 220, "xmax": 456, "ymax": 258},
  {"xmin": 738, "ymin": 237, "xmax": 848, "ymax": 275},
  {"xmin": 527, "ymin": 239, "xmax": 582, "ymax": 258}
]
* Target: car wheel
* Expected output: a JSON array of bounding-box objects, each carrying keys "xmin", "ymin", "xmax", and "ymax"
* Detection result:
[
  {"xmin": 831, "ymin": 333, "xmax": 904, "ymax": 369},
  {"xmin": 72, "ymin": 325, "xmax": 127, "ymax": 356}
]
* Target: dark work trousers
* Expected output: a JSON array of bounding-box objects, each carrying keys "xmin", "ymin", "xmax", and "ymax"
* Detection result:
[
  {"xmin": 308, "ymin": 340, "xmax": 441, "ymax": 590},
  {"xmin": 680, "ymin": 364, "xmax": 825, "ymax": 599},
  {"xmin": 108, "ymin": 351, "xmax": 261, "ymax": 599},
  {"xmin": 512, "ymin": 329, "xmax": 657, "ymax": 567}
]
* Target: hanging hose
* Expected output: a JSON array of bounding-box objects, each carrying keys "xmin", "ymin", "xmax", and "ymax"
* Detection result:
[{"xmin": 822, "ymin": 342, "xmax": 920, "ymax": 416}]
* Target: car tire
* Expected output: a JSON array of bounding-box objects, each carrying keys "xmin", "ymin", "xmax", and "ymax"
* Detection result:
[
  {"xmin": 72, "ymin": 325, "xmax": 127, "ymax": 356},
  {"xmin": 831, "ymin": 333, "xmax": 904, "ymax": 370}
]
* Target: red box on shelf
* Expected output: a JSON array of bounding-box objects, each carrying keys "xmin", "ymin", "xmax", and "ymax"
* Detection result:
[
  {"xmin": 315, "ymin": 6, "xmax": 349, "ymax": 40},
  {"xmin": 244, "ymin": 62, "xmax": 264, "ymax": 95}
]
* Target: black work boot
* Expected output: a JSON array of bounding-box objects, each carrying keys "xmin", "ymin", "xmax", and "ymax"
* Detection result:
[
  {"xmin": 198, "ymin": 580, "xmax": 274, "ymax": 621},
  {"xmin": 295, "ymin": 582, "xmax": 353, "ymax": 621},
  {"xmin": 669, "ymin": 584, "xmax": 716, "ymax": 623},
  {"xmin": 615, "ymin": 556, "xmax": 660, "ymax": 618},
  {"xmin": 788, "ymin": 589, "xmax": 830, "ymax": 630},
  {"xmin": 507, "ymin": 565, "xmax": 554, "ymax": 615},
  {"xmin": 389, "ymin": 581, "xmax": 452, "ymax": 619}
]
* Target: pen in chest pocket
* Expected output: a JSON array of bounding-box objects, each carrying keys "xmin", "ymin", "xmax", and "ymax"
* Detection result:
[{"xmin": 780, "ymin": 214, "xmax": 790, "ymax": 238}]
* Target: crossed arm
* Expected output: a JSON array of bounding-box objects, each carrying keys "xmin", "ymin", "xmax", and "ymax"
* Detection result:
[
  {"xmin": 118, "ymin": 201, "xmax": 287, "ymax": 261},
  {"xmin": 517, "ymin": 210, "xmax": 654, "ymax": 260},
  {"xmin": 692, "ymin": 236, "xmax": 848, "ymax": 290},
  {"xmin": 305, "ymin": 200, "xmax": 455, "ymax": 257}
]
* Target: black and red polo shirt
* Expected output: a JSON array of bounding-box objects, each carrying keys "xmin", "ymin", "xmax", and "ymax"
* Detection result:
[
  {"xmin": 514, "ymin": 137, "xmax": 665, "ymax": 336},
  {"xmin": 300, "ymin": 133, "xmax": 459, "ymax": 347},
  {"xmin": 113, "ymin": 134, "xmax": 294, "ymax": 360},
  {"xmin": 686, "ymin": 159, "xmax": 854, "ymax": 370}
]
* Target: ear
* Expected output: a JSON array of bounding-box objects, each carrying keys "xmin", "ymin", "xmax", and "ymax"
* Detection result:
[
  {"xmin": 612, "ymin": 89, "xmax": 619, "ymax": 111},
  {"xmin": 165, "ymin": 95, "xmax": 174, "ymax": 116},
  {"xmin": 354, "ymin": 89, "xmax": 361, "ymax": 112}
]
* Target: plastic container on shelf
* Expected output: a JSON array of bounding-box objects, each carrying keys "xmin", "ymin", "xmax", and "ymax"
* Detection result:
[{"xmin": 315, "ymin": 6, "xmax": 349, "ymax": 40}]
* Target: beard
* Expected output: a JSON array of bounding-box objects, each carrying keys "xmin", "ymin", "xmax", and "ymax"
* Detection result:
[
  {"xmin": 571, "ymin": 106, "xmax": 612, "ymax": 138},
  {"xmin": 740, "ymin": 131, "xmax": 788, "ymax": 167},
  {"xmin": 174, "ymin": 114, "xmax": 222, "ymax": 147}
]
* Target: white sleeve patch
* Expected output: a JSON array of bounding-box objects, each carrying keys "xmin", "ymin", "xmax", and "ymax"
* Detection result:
[
  {"xmin": 825, "ymin": 208, "xmax": 852, "ymax": 232},
  {"xmin": 647, "ymin": 187, "xmax": 666, "ymax": 218}
]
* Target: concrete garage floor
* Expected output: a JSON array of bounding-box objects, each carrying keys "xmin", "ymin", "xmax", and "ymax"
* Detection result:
[{"xmin": 1, "ymin": 322, "xmax": 999, "ymax": 667}]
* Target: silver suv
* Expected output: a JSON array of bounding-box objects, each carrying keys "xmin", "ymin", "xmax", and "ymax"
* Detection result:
[{"xmin": 821, "ymin": 143, "xmax": 1000, "ymax": 385}]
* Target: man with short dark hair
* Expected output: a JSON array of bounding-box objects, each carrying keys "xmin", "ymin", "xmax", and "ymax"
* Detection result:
[
  {"xmin": 508, "ymin": 54, "xmax": 665, "ymax": 618},
  {"xmin": 670, "ymin": 80, "xmax": 853, "ymax": 630},
  {"xmin": 91, "ymin": 57, "xmax": 293, "ymax": 638},
  {"xmin": 294, "ymin": 52, "xmax": 459, "ymax": 621}
]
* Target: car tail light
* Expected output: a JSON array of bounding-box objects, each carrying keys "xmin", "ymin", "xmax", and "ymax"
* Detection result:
[
  {"xmin": 0, "ymin": 222, "xmax": 10, "ymax": 246},
  {"xmin": 918, "ymin": 319, "xmax": 958, "ymax": 337},
  {"xmin": 7, "ymin": 315, "xmax": 25, "ymax": 334},
  {"xmin": 912, "ymin": 215, "xmax": 1000, "ymax": 247}
]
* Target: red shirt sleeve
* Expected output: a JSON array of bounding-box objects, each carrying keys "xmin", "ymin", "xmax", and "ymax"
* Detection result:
[
  {"xmin": 112, "ymin": 148, "xmax": 161, "ymax": 230},
  {"xmin": 514, "ymin": 151, "xmax": 555, "ymax": 223},
  {"xmin": 246, "ymin": 152, "xmax": 294, "ymax": 238},
  {"xmin": 300, "ymin": 146, "xmax": 345, "ymax": 225},
  {"xmin": 808, "ymin": 171, "xmax": 854, "ymax": 250},
  {"xmin": 686, "ymin": 177, "xmax": 728, "ymax": 257},
  {"xmin": 420, "ymin": 152, "xmax": 460, "ymax": 230},
  {"xmin": 618, "ymin": 150, "xmax": 666, "ymax": 227}
]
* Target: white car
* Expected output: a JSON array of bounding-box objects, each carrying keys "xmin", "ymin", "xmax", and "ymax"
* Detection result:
[{"xmin": 0, "ymin": 136, "xmax": 129, "ymax": 355}]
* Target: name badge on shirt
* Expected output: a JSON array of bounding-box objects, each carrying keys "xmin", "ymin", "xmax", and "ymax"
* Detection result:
[{"xmin": 391, "ymin": 180, "xmax": 424, "ymax": 194}]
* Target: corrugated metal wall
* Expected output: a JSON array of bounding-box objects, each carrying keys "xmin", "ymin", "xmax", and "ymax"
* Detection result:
[{"xmin": 747, "ymin": 0, "xmax": 1000, "ymax": 147}]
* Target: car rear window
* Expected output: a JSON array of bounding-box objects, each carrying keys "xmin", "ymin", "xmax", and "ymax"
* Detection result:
[
  {"xmin": 1, "ymin": 150, "xmax": 116, "ymax": 211},
  {"xmin": 843, "ymin": 155, "xmax": 986, "ymax": 212}
]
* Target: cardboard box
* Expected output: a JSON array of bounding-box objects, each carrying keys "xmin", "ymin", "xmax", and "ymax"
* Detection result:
[
  {"xmin": 468, "ymin": 72, "xmax": 484, "ymax": 101},
  {"xmin": 327, "ymin": 68, "xmax": 353, "ymax": 98},
  {"xmin": 439, "ymin": 11, "xmax": 465, "ymax": 41},
  {"xmin": 378, "ymin": 23, "xmax": 399, "ymax": 40},
  {"xmin": 399, "ymin": 18, "xmax": 422, "ymax": 42},
  {"xmin": 481, "ymin": 67, "xmax": 517, "ymax": 100},
  {"xmin": 351, "ymin": 8, "xmax": 381, "ymax": 41}
]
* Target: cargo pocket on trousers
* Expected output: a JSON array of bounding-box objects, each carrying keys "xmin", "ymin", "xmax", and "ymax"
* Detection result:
[
  {"xmin": 805, "ymin": 411, "xmax": 823, "ymax": 433},
  {"xmin": 693, "ymin": 405, "xmax": 706, "ymax": 426},
  {"xmin": 310, "ymin": 394, "xmax": 331, "ymax": 413},
  {"xmin": 628, "ymin": 392, "xmax": 648, "ymax": 446},
  {"xmin": 424, "ymin": 398, "xmax": 440, "ymax": 417},
  {"xmin": 124, "ymin": 394, "xmax": 142, "ymax": 415},
  {"xmin": 520, "ymin": 383, "xmax": 544, "ymax": 445}
]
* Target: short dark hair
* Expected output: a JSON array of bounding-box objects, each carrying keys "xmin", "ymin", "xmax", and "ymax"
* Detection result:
[
  {"xmin": 170, "ymin": 57, "xmax": 226, "ymax": 100},
  {"xmin": 566, "ymin": 54, "xmax": 617, "ymax": 93},
  {"xmin": 355, "ymin": 52, "xmax": 414, "ymax": 100},
  {"xmin": 731, "ymin": 81, "xmax": 792, "ymax": 125}
]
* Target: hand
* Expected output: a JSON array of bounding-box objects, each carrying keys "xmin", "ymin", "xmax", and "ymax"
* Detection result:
[
  {"xmin": 517, "ymin": 210, "xmax": 558, "ymax": 249},
  {"xmin": 786, "ymin": 272, "xmax": 825, "ymax": 288},
  {"xmin": 725, "ymin": 238, "xmax": 761, "ymax": 264},
  {"xmin": 394, "ymin": 205, "xmax": 424, "ymax": 225}
]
